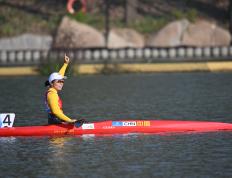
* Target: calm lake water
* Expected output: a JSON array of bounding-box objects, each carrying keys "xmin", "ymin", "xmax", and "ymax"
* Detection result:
[{"xmin": 0, "ymin": 73, "xmax": 232, "ymax": 178}]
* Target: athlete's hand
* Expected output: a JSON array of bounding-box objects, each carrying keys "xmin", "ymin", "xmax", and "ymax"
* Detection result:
[
  {"xmin": 64, "ymin": 53, "xmax": 70, "ymax": 64},
  {"xmin": 70, "ymin": 119, "xmax": 77, "ymax": 123}
]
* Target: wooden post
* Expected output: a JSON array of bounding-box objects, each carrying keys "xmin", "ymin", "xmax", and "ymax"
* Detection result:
[
  {"xmin": 104, "ymin": 0, "xmax": 110, "ymax": 47},
  {"xmin": 126, "ymin": 0, "xmax": 138, "ymax": 23},
  {"xmin": 123, "ymin": 0, "xmax": 128, "ymax": 26},
  {"xmin": 229, "ymin": 0, "xmax": 232, "ymax": 44}
]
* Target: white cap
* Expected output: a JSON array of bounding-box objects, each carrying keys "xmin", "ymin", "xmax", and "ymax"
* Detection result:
[{"xmin": 48, "ymin": 72, "xmax": 67, "ymax": 84}]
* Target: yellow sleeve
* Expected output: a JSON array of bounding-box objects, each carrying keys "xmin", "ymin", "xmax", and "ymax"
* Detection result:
[
  {"xmin": 59, "ymin": 63, "xmax": 68, "ymax": 76},
  {"xmin": 47, "ymin": 91, "xmax": 73, "ymax": 122}
]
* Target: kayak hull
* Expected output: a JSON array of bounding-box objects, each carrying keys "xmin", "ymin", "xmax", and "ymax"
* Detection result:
[{"xmin": 0, "ymin": 120, "xmax": 232, "ymax": 137}]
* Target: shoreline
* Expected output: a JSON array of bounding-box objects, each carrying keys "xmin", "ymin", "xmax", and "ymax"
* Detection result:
[{"xmin": 1, "ymin": 61, "xmax": 232, "ymax": 76}]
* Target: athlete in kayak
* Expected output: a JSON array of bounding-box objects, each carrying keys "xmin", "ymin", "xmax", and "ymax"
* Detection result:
[{"xmin": 44, "ymin": 54, "xmax": 77, "ymax": 125}]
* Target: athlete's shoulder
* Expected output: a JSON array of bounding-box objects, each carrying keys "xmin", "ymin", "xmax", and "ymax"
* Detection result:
[
  {"xmin": 47, "ymin": 88, "xmax": 58, "ymax": 98},
  {"xmin": 47, "ymin": 88, "xmax": 57, "ymax": 93}
]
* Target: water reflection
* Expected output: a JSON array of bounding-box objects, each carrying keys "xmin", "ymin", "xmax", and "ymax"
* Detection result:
[
  {"xmin": 0, "ymin": 137, "xmax": 16, "ymax": 143},
  {"xmin": 49, "ymin": 137, "xmax": 72, "ymax": 148}
]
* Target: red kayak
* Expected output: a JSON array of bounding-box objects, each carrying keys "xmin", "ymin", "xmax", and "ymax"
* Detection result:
[{"xmin": 0, "ymin": 120, "xmax": 232, "ymax": 137}]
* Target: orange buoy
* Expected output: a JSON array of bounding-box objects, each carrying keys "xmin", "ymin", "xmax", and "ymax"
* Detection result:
[{"xmin": 67, "ymin": 0, "xmax": 87, "ymax": 14}]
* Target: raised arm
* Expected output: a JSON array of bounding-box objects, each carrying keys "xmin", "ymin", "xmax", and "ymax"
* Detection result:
[{"xmin": 59, "ymin": 53, "xmax": 70, "ymax": 76}]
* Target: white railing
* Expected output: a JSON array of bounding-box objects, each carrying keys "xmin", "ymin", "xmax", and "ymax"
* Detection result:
[{"xmin": 0, "ymin": 46, "xmax": 232, "ymax": 66}]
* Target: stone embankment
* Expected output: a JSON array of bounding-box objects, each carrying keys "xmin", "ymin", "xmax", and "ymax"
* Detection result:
[
  {"xmin": 0, "ymin": 16, "xmax": 230, "ymax": 50},
  {"xmin": 0, "ymin": 16, "xmax": 232, "ymax": 75}
]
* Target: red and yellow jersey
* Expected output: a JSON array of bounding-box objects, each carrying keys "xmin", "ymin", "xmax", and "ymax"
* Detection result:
[{"xmin": 45, "ymin": 63, "xmax": 73, "ymax": 122}]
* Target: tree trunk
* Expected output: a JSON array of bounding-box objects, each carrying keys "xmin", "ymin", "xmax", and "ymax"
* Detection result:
[
  {"xmin": 124, "ymin": 0, "xmax": 138, "ymax": 25},
  {"xmin": 229, "ymin": 0, "xmax": 232, "ymax": 44},
  {"xmin": 104, "ymin": 0, "xmax": 110, "ymax": 47}
]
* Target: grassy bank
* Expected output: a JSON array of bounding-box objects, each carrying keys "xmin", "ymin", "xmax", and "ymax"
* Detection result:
[{"xmin": 0, "ymin": 1, "xmax": 201, "ymax": 37}]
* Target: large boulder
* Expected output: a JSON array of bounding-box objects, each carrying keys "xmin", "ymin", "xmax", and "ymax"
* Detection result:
[
  {"xmin": 107, "ymin": 31, "xmax": 133, "ymax": 48},
  {"xmin": 53, "ymin": 16, "xmax": 105, "ymax": 48},
  {"xmin": 147, "ymin": 19, "xmax": 189, "ymax": 47},
  {"xmin": 212, "ymin": 26, "xmax": 231, "ymax": 46},
  {"xmin": 109, "ymin": 28, "xmax": 144, "ymax": 48},
  {"xmin": 182, "ymin": 20, "xmax": 231, "ymax": 46},
  {"xmin": 0, "ymin": 33, "xmax": 52, "ymax": 50},
  {"xmin": 147, "ymin": 19, "xmax": 231, "ymax": 47}
]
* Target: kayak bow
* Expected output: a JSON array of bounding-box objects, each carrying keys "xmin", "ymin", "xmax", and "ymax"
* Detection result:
[{"xmin": 0, "ymin": 120, "xmax": 232, "ymax": 137}]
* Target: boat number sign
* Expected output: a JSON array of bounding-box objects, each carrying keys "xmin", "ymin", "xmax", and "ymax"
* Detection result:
[
  {"xmin": 0, "ymin": 113, "xmax": 15, "ymax": 128},
  {"xmin": 112, "ymin": 121, "xmax": 150, "ymax": 127},
  {"xmin": 82, "ymin": 123, "xmax": 95, "ymax": 130}
]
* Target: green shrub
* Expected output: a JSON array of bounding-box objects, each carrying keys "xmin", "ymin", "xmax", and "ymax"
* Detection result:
[
  {"xmin": 108, "ymin": 16, "xmax": 169, "ymax": 34},
  {"xmin": 186, "ymin": 9, "xmax": 198, "ymax": 22},
  {"xmin": 129, "ymin": 16, "xmax": 168, "ymax": 34},
  {"xmin": 0, "ymin": 6, "xmax": 61, "ymax": 37},
  {"xmin": 171, "ymin": 9, "xmax": 197, "ymax": 22},
  {"xmin": 68, "ymin": 12, "xmax": 105, "ymax": 30},
  {"xmin": 1, "ymin": 24, "xmax": 14, "ymax": 36},
  {"xmin": 0, "ymin": 15, "xmax": 6, "ymax": 25}
]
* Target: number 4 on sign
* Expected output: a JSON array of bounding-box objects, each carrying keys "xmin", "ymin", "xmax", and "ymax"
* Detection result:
[{"xmin": 0, "ymin": 113, "xmax": 15, "ymax": 128}]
